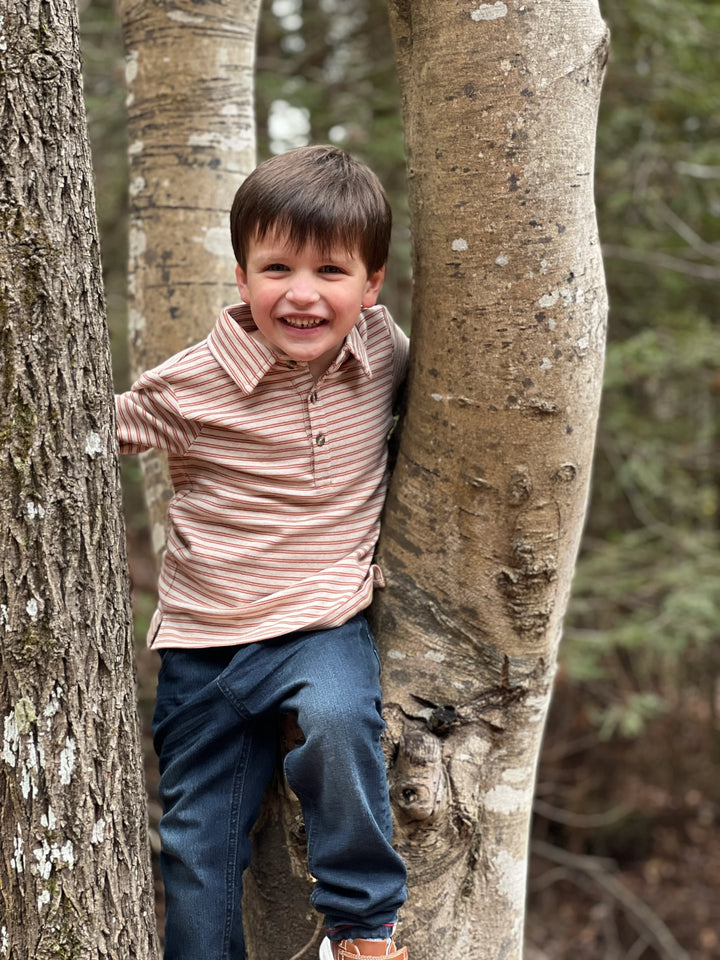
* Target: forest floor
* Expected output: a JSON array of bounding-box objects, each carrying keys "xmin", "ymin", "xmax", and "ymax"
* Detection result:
[
  {"xmin": 525, "ymin": 685, "xmax": 720, "ymax": 960},
  {"xmin": 129, "ymin": 537, "xmax": 719, "ymax": 960}
]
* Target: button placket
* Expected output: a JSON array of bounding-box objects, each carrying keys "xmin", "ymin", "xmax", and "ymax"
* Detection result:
[{"xmin": 307, "ymin": 387, "xmax": 331, "ymax": 483}]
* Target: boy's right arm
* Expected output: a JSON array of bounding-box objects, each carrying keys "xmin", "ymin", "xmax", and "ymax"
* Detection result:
[
  {"xmin": 388, "ymin": 315, "xmax": 410, "ymax": 399},
  {"xmin": 115, "ymin": 369, "xmax": 198, "ymax": 456}
]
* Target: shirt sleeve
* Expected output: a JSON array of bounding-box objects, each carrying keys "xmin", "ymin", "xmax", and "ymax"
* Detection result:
[
  {"xmin": 389, "ymin": 317, "xmax": 410, "ymax": 397},
  {"xmin": 115, "ymin": 368, "xmax": 199, "ymax": 455}
]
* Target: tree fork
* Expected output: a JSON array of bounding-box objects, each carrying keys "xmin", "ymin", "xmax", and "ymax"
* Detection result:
[
  {"xmin": 0, "ymin": 0, "xmax": 159, "ymax": 957},
  {"xmin": 373, "ymin": 2, "xmax": 610, "ymax": 957}
]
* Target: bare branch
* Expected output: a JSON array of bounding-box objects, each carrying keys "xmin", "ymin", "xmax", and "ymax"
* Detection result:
[
  {"xmin": 533, "ymin": 798, "xmax": 632, "ymax": 829},
  {"xmin": 675, "ymin": 161, "xmax": 720, "ymax": 180},
  {"xmin": 532, "ymin": 840, "xmax": 691, "ymax": 960},
  {"xmin": 656, "ymin": 201, "xmax": 720, "ymax": 261},
  {"xmin": 602, "ymin": 244, "xmax": 720, "ymax": 282}
]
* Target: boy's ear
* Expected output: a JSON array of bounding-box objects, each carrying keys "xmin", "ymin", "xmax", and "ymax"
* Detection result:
[
  {"xmin": 361, "ymin": 266, "xmax": 385, "ymax": 308},
  {"xmin": 235, "ymin": 263, "xmax": 250, "ymax": 303}
]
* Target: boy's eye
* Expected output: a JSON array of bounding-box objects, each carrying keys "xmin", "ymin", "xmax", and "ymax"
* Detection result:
[
  {"xmin": 319, "ymin": 265, "xmax": 344, "ymax": 274},
  {"xmin": 265, "ymin": 263, "xmax": 289, "ymax": 272}
]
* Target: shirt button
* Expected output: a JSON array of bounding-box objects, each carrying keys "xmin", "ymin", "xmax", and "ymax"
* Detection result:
[
  {"xmin": 315, "ymin": 433, "xmax": 326, "ymax": 447},
  {"xmin": 309, "ymin": 391, "xmax": 318, "ymax": 404}
]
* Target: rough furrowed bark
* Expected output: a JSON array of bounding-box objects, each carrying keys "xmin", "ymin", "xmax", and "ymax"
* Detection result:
[
  {"xmin": 373, "ymin": 2, "xmax": 609, "ymax": 957},
  {"xmin": 116, "ymin": 0, "xmax": 261, "ymax": 553},
  {"xmin": 0, "ymin": 1, "xmax": 159, "ymax": 957}
]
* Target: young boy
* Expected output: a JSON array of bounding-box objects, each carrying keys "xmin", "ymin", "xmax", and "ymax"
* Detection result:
[{"xmin": 116, "ymin": 146, "xmax": 409, "ymax": 960}]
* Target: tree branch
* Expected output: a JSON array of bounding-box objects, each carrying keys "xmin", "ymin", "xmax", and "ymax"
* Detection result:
[
  {"xmin": 602, "ymin": 244, "xmax": 720, "ymax": 281},
  {"xmin": 655, "ymin": 201, "xmax": 720, "ymax": 262},
  {"xmin": 531, "ymin": 840, "xmax": 691, "ymax": 960}
]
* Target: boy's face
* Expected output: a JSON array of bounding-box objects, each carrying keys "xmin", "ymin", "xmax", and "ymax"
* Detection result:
[{"xmin": 235, "ymin": 231, "xmax": 385, "ymax": 380}]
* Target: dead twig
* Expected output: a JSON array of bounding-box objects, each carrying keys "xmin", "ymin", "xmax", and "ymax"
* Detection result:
[
  {"xmin": 286, "ymin": 913, "xmax": 325, "ymax": 960},
  {"xmin": 531, "ymin": 839, "xmax": 691, "ymax": 960},
  {"xmin": 533, "ymin": 798, "xmax": 632, "ymax": 829},
  {"xmin": 602, "ymin": 243, "xmax": 720, "ymax": 282}
]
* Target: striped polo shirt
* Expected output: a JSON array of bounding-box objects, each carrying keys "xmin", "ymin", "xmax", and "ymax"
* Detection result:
[{"xmin": 116, "ymin": 302, "xmax": 409, "ymax": 648}]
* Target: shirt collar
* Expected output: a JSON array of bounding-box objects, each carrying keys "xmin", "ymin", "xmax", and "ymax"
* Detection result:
[
  {"xmin": 207, "ymin": 303, "xmax": 374, "ymax": 393},
  {"xmin": 207, "ymin": 304, "xmax": 278, "ymax": 394},
  {"xmin": 331, "ymin": 317, "xmax": 373, "ymax": 380}
]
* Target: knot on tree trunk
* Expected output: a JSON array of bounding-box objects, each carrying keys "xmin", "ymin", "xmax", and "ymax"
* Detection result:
[
  {"xmin": 389, "ymin": 728, "xmax": 447, "ymax": 823},
  {"xmin": 497, "ymin": 501, "xmax": 560, "ymax": 638}
]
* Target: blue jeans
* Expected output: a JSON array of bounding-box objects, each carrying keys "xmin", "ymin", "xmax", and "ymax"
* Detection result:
[{"xmin": 152, "ymin": 614, "xmax": 407, "ymax": 959}]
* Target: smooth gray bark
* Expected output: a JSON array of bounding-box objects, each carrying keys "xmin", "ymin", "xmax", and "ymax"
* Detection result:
[{"xmin": 371, "ymin": 2, "xmax": 610, "ymax": 957}]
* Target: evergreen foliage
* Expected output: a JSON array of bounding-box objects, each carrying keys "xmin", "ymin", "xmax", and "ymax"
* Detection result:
[{"xmin": 567, "ymin": 0, "xmax": 720, "ymax": 734}]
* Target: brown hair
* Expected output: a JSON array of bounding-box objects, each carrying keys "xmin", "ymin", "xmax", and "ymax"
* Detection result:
[{"xmin": 230, "ymin": 145, "xmax": 392, "ymax": 274}]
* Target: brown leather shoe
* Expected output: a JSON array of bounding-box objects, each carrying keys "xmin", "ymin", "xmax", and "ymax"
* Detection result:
[{"xmin": 329, "ymin": 939, "xmax": 408, "ymax": 959}]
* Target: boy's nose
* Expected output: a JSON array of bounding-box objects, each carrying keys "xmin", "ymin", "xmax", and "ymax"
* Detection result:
[{"xmin": 286, "ymin": 275, "xmax": 320, "ymax": 304}]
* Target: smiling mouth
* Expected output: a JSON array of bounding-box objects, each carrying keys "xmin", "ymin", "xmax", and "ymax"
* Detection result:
[{"xmin": 281, "ymin": 316, "xmax": 327, "ymax": 329}]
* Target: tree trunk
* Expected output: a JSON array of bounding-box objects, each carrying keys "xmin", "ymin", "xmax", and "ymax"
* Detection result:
[
  {"xmin": 370, "ymin": 2, "xmax": 609, "ymax": 957},
  {"xmin": 113, "ymin": 3, "xmax": 318, "ymax": 955},
  {"xmin": 116, "ymin": 0, "xmax": 261, "ymax": 553},
  {"xmin": 0, "ymin": 1, "xmax": 159, "ymax": 957}
]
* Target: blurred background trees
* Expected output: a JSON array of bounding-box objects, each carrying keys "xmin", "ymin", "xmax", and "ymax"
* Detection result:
[
  {"xmin": 569, "ymin": 0, "xmax": 720, "ymax": 742},
  {"xmin": 79, "ymin": 0, "xmax": 719, "ymax": 954}
]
